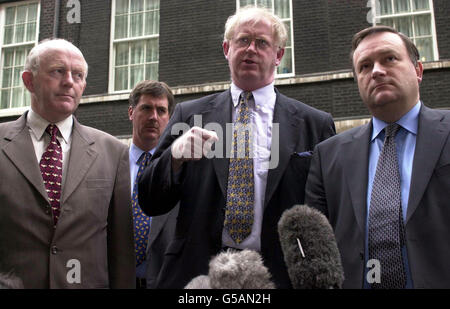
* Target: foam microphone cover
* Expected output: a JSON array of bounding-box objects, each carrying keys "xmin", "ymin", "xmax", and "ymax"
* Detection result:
[
  {"xmin": 185, "ymin": 249, "xmax": 275, "ymax": 289},
  {"xmin": 278, "ymin": 204, "xmax": 344, "ymax": 289}
]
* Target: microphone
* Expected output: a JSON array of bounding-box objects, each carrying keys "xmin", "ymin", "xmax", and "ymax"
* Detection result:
[
  {"xmin": 278, "ymin": 204, "xmax": 344, "ymax": 289},
  {"xmin": 185, "ymin": 249, "xmax": 275, "ymax": 289},
  {"xmin": 0, "ymin": 272, "xmax": 23, "ymax": 289}
]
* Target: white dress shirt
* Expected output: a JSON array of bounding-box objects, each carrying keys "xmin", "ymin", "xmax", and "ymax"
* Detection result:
[{"xmin": 222, "ymin": 82, "xmax": 276, "ymax": 251}]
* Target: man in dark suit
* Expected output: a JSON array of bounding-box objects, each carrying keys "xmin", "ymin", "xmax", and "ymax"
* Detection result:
[
  {"xmin": 127, "ymin": 80, "xmax": 177, "ymax": 289},
  {"xmin": 138, "ymin": 6, "xmax": 335, "ymax": 288},
  {"xmin": 0, "ymin": 39, "xmax": 135, "ymax": 288},
  {"xmin": 306, "ymin": 26, "xmax": 450, "ymax": 288}
]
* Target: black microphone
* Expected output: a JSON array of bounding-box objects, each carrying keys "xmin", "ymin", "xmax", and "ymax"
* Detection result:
[
  {"xmin": 278, "ymin": 204, "xmax": 344, "ymax": 289},
  {"xmin": 185, "ymin": 249, "xmax": 275, "ymax": 289}
]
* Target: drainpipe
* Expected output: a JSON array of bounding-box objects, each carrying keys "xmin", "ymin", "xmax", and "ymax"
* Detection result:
[{"xmin": 53, "ymin": 0, "xmax": 61, "ymax": 38}]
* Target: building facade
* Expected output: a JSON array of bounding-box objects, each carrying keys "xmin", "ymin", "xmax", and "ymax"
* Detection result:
[{"xmin": 1, "ymin": 0, "xmax": 449, "ymax": 138}]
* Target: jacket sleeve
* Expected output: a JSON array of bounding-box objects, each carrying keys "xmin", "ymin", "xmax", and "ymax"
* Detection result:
[
  {"xmin": 138, "ymin": 103, "xmax": 186, "ymax": 216},
  {"xmin": 305, "ymin": 143, "xmax": 329, "ymax": 217},
  {"xmin": 107, "ymin": 145, "xmax": 136, "ymax": 288}
]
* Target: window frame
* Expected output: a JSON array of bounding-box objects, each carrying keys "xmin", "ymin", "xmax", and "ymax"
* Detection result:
[
  {"xmin": 0, "ymin": 0, "xmax": 40, "ymax": 111},
  {"xmin": 369, "ymin": 0, "xmax": 439, "ymax": 62},
  {"xmin": 109, "ymin": 0, "xmax": 160, "ymax": 94},
  {"xmin": 236, "ymin": 0, "xmax": 295, "ymax": 78}
]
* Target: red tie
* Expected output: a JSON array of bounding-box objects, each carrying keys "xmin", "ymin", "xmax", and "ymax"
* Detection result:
[{"xmin": 40, "ymin": 124, "xmax": 63, "ymax": 228}]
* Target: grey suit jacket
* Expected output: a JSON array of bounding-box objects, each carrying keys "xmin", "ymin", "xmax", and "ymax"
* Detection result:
[
  {"xmin": 139, "ymin": 89, "xmax": 336, "ymax": 288},
  {"xmin": 305, "ymin": 104, "xmax": 450, "ymax": 288},
  {"xmin": 0, "ymin": 112, "xmax": 135, "ymax": 288}
]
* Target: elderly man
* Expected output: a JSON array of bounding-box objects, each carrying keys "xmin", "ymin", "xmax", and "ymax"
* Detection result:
[
  {"xmin": 138, "ymin": 6, "xmax": 335, "ymax": 288},
  {"xmin": 306, "ymin": 26, "xmax": 450, "ymax": 288},
  {"xmin": 0, "ymin": 39, "xmax": 135, "ymax": 288}
]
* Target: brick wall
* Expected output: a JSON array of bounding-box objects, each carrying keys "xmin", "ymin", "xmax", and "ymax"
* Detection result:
[
  {"xmin": 159, "ymin": 0, "xmax": 234, "ymax": 87},
  {"xmin": 434, "ymin": 0, "xmax": 450, "ymax": 60}
]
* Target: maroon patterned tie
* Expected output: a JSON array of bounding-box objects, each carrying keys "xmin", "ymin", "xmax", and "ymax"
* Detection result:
[{"xmin": 40, "ymin": 124, "xmax": 63, "ymax": 228}]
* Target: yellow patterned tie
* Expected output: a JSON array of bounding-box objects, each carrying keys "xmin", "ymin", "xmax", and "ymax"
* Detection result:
[{"xmin": 224, "ymin": 91, "xmax": 254, "ymax": 243}]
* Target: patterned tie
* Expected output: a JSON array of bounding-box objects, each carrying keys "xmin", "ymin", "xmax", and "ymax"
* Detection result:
[
  {"xmin": 132, "ymin": 152, "xmax": 152, "ymax": 266},
  {"xmin": 368, "ymin": 123, "xmax": 407, "ymax": 289},
  {"xmin": 224, "ymin": 91, "xmax": 254, "ymax": 244},
  {"xmin": 40, "ymin": 124, "xmax": 63, "ymax": 228}
]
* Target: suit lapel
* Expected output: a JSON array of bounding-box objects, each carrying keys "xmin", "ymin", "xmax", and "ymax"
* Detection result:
[
  {"xmin": 202, "ymin": 90, "xmax": 232, "ymax": 197},
  {"xmin": 61, "ymin": 119, "xmax": 98, "ymax": 204},
  {"xmin": 342, "ymin": 122, "xmax": 372, "ymax": 234},
  {"xmin": 2, "ymin": 113, "xmax": 48, "ymax": 201},
  {"xmin": 147, "ymin": 213, "xmax": 171, "ymax": 251},
  {"xmin": 407, "ymin": 105, "xmax": 449, "ymax": 223},
  {"xmin": 264, "ymin": 93, "xmax": 302, "ymax": 208}
]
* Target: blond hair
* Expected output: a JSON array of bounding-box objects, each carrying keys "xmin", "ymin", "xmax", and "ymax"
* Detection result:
[{"xmin": 223, "ymin": 6, "xmax": 287, "ymax": 49}]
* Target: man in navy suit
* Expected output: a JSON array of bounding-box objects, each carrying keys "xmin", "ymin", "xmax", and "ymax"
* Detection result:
[
  {"xmin": 139, "ymin": 6, "xmax": 335, "ymax": 288},
  {"xmin": 306, "ymin": 26, "xmax": 450, "ymax": 288}
]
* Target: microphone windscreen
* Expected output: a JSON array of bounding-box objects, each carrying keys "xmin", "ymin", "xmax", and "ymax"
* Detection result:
[
  {"xmin": 278, "ymin": 205, "xmax": 344, "ymax": 289},
  {"xmin": 184, "ymin": 275, "xmax": 211, "ymax": 289},
  {"xmin": 184, "ymin": 249, "xmax": 275, "ymax": 289},
  {"xmin": 208, "ymin": 249, "xmax": 275, "ymax": 289}
]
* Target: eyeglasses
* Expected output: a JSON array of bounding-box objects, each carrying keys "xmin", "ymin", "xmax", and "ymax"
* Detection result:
[{"xmin": 233, "ymin": 36, "xmax": 273, "ymax": 50}]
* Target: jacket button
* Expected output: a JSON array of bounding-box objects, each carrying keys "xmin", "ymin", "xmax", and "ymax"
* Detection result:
[
  {"xmin": 51, "ymin": 246, "xmax": 58, "ymax": 254},
  {"xmin": 45, "ymin": 206, "xmax": 51, "ymax": 215},
  {"xmin": 360, "ymin": 252, "xmax": 364, "ymax": 260}
]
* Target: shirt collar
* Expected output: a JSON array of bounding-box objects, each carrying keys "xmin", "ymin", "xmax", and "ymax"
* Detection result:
[
  {"xmin": 27, "ymin": 109, "xmax": 73, "ymax": 144},
  {"xmin": 130, "ymin": 142, "xmax": 155, "ymax": 165},
  {"xmin": 230, "ymin": 82, "xmax": 276, "ymax": 110},
  {"xmin": 371, "ymin": 101, "xmax": 421, "ymax": 141}
]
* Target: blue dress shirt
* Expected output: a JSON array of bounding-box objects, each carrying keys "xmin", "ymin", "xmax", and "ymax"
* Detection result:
[{"xmin": 364, "ymin": 101, "xmax": 421, "ymax": 288}]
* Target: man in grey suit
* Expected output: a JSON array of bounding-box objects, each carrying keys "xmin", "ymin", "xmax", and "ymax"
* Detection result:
[
  {"xmin": 127, "ymin": 80, "xmax": 178, "ymax": 289},
  {"xmin": 0, "ymin": 39, "xmax": 135, "ymax": 288},
  {"xmin": 138, "ymin": 6, "xmax": 335, "ymax": 288},
  {"xmin": 306, "ymin": 26, "xmax": 450, "ymax": 288}
]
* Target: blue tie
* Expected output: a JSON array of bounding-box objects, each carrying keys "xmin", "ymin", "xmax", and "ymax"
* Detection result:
[{"xmin": 132, "ymin": 152, "xmax": 152, "ymax": 266}]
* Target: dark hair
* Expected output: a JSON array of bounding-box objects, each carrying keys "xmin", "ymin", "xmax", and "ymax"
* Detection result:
[
  {"xmin": 350, "ymin": 25, "xmax": 420, "ymax": 73},
  {"xmin": 129, "ymin": 80, "xmax": 175, "ymax": 116}
]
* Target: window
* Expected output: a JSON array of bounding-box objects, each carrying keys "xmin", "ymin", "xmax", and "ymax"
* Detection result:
[
  {"xmin": 237, "ymin": 0, "xmax": 294, "ymax": 77},
  {"xmin": 111, "ymin": 0, "xmax": 159, "ymax": 92},
  {"xmin": 371, "ymin": 0, "xmax": 438, "ymax": 62},
  {"xmin": 0, "ymin": 1, "xmax": 39, "ymax": 110}
]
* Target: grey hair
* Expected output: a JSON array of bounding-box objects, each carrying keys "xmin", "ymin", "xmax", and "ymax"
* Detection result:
[
  {"xmin": 223, "ymin": 5, "xmax": 288, "ymax": 49},
  {"xmin": 24, "ymin": 38, "xmax": 88, "ymax": 77}
]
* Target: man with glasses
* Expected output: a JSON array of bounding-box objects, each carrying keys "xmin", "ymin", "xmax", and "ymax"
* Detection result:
[{"xmin": 138, "ymin": 6, "xmax": 335, "ymax": 288}]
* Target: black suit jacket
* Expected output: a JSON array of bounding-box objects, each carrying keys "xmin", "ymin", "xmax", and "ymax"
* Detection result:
[
  {"xmin": 305, "ymin": 104, "xmax": 450, "ymax": 288},
  {"xmin": 145, "ymin": 203, "xmax": 179, "ymax": 289},
  {"xmin": 139, "ymin": 89, "xmax": 335, "ymax": 288}
]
